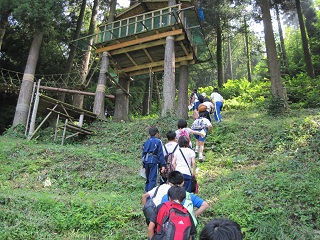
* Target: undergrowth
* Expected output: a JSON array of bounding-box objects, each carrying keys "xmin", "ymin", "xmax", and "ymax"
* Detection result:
[{"xmin": 0, "ymin": 109, "xmax": 319, "ymax": 239}]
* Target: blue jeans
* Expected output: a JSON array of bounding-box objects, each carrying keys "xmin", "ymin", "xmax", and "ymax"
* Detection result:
[
  {"xmin": 183, "ymin": 174, "xmax": 192, "ymax": 192},
  {"xmin": 145, "ymin": 163, "xmax": 158, "ymax": 192},
  {"xmin": 214, "ymin": 101, "xmax": 223, "ymax": 122}
]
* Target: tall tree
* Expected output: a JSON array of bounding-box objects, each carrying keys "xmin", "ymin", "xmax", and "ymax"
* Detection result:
[
  {"xmin": 259, "ymin": 0, "xmax": 288, "ymax": 112},
  {"xmin": 73, "ymin": 0, "xmax": 99, "ymax": 108},
  {"xmin": 161, "ymin": 0, "xmax": 177, "ymax": 116},
  {"xmin": 12, "ymin": 0, "xmax": 64, "ymax": 127},
  {"xmin": 295, "ymin": 0, "xmax": 315, "ymax": 78}
]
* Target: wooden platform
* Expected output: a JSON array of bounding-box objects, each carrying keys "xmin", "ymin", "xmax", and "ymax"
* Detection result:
[
  {"xmin": 93, "ymin": 4, "xmax": 199, "ymax": 77},
  {"xmin": 27, "ymin": 93, "xmax": 97, "ymax": 145}
]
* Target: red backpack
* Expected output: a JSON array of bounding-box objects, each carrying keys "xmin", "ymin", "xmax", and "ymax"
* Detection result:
[{"xmin": 153, "ymin": 202, "xmax": 192, "ymax": 240}]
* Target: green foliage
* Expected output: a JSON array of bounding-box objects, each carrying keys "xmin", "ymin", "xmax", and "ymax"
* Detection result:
[
  {"xmin": 284, "ymin": 73, "xmax": 320, "ymax": 108},
  {"xmin": 1, "ymin": 108, "xmax": 319, "ymax": 239}
]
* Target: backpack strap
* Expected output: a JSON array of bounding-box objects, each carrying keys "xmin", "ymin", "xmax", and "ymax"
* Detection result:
[
  {"xmin": 180, "ymin": 149, "xmax": 193, "ymax": 176},
  {"xmin": 172, "ymin": 144, "xmax": 178, "ymax": 154},
  {"xmin": 163, "ymin": 145, "xmax": 168, "ymax": 156},
  {"xmin": 152, "ymin": 185, "xmax": 161, "ymax": 199}
]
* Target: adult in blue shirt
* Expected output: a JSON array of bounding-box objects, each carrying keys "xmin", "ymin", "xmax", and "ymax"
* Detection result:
[{"xmin": 142, "ymin": 127, "xmax": 166, "ymax": 192}]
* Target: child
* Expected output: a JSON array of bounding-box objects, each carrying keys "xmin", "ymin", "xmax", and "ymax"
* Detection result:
[
  {"xmin": 172, "ymin": 135, "xmax": 196, "ymax": 193},
  {"xmin": 199, "ymin": 218, "xmax": 243, "ymax": 240},
  {"xmin": 142, "ymin": 127, "xmax": 166, "ymax": 192},
  {"xmin": 191, "ymin": 111, "xmax": 212, "ymax": 161},
  {"xmin": 148, "ymin": 186, "xmax": 197, "ymax": 240},
  {"xmin": 176, "ymin": 119, "xmax": 205, "ymax": 149},
  {"xmin": 160, "ymin": 130, "xmax": 179, "ymax": 184}
]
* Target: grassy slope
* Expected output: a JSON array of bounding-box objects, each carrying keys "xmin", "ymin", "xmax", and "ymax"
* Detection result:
[{"xmin": 0, "ymin": 108, "xmax": 319, "ymax": 239}]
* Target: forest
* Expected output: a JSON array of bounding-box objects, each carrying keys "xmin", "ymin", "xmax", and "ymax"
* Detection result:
[
  {"xmin": 0, "ymin": 0, "xmax": 319, "ymax": 239},
  {"xmin": 0, "ymin": 0, "xmax": 319, "ymax": 132}
]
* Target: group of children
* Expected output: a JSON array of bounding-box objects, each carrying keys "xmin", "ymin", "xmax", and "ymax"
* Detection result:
[{"xmin": 141, "ymin": 119, "xmax": 242, "ymax": 239}]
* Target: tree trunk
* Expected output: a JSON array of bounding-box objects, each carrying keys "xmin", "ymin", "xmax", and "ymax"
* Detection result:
[
  {"xmin": 162, "ymin": 35, "xmax": 176, "ymax": 116},
  {"xmin": 13, "ymin": 31, "xmax": 44, "ymax": 127},
  {"xmin": 114, "ymin": 75, "xmax": 130, "ymax": 122},
  {"xmin": 177, "ymin": 63, "xmax": 189, "ymax": 119},
  {"xmin": 226, "ymin": 35, "xmax": 233, "ymax": 81},
  {"xmin": 0, "ymin": 13, "xmax": 9, "ymax": 50},
  {"xmin": 93, "ymin": 52, "xmax": 109, "ymax": 118},
  {"xmin": 142, "ymin": 74, "xmax": 153, "ymax": 116},
  {"xmin": 93, "ymin": 0, "xmax": 116, "ymax": 118},
  {"xmin": 244, "ymin": 18, "xmax": 252, "ymax": 82},
  {"xmin": 295, "ymin": 0, "xmax": 315, "ymax": 79},
  {"xmin": 73, "ymin": 0, "xmax": 99, "ymax": 108},
  {"xmin": 260, "ymin": 0, "xmax": 288, "ymax": 112},
  {"xmin": 58, "ymin": 0, "xmax": 87, "ymax": 102},
  {"xmin": 216, "ymin": 16, "xmax": 224, "ymax": 87}
]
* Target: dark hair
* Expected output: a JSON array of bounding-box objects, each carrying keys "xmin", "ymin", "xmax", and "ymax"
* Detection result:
[
  {"xmin": 193, "ymin": 89, "xmax": 198, "ymax": 93},
  {"xmin": 168, "ymin": 171, "xmax": 184, "ymax": 185},
  {"xmin": 149, "ymin": 127, "xmax": 158, "ymax": 136},
  {"xmin": 177, "ymin": 119, "xmax": 187, "ymax": 129},
  {"xmin": 199, "ymin": 111, "xmax": 207, "ymax": 118},
  {"xmin": 178, "ymin": 135, "xmax": 189, "ymax": 148},
  {"xmin": 214, "ymin": 88, "xmax": 219, "ymax": 92},
  {"xmin": 168, "ymin": 185, "xmax": 186, "ymax": 203},
  {"xmin": 199, "ymin": 218, "xmax": 243, "ymax": 240},
  {"xmin": 166, "ymin": 130, "xmax": 176, "ymax": 141}
]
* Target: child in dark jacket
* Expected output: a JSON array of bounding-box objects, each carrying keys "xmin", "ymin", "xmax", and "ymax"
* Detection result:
[{"xmin": 142, "ymin": 127, "xmax": 166, "ymax": 192}]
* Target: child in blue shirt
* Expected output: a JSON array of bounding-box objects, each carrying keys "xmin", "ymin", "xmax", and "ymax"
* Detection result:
[{"xmin": 142, "ymin": 127, "xmax": 166, "ymax": 192}]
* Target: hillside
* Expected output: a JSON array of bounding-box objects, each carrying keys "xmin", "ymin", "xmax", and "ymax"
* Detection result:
[{"xmin": 0, "ymin": 108, "xmax": 319, "ymax": 239}]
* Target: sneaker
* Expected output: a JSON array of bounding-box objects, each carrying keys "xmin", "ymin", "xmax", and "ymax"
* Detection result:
[{"xmin": 198, "ymin": 157, "xmax": 203, "ymax": 162}]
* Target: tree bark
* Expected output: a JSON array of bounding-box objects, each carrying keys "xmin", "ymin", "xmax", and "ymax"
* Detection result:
[
  {"xmin": 295, "ymin": 0, "xmax": 315, "ymax": 79},
  {"xmin": 93, "ymin": 0, "xmax": 117, "ymax": 118},
  {"xmin": 13, "ymin": 31, "xmax": 44, "ymax": 127},
  {"xmin": 177, "ymin": 62, "xmax": 189, "ymax": 119},
  {"xmin": 162, "ymin": 35, "xmax": 176, "ymax": 116},
  {"xmin": 58, "ymin": 0, "xmax": 87, "ymax": 102},
  {"xmin": 73, "ymin": 0, "xmax": 99, "ymax": 108},
  {"xmin": 275, "ymin": 4, "xmax": 289, "ymax": 73},
  {"xmin": 260, "ymin": 0, "xmax": 288, "ymax": 112},
  {"xmin": 216, "ymin": 16, "xmax": 224, "ymax": 87},
  {"xmin": 93, "ymin": 52, "xmax": 109, "ymax": 118},
  {"xmin": 0, "ymin": 16, "xmax": 9, "ymax": 50},
  {"xmin": 142, "ymin": 75, "xmax": 153, "ymax": 116},
  {"xmin": 244, "ymin": 18, "xmax": 252, "ymax": 82},
  {"xmin": 114, "ymin": 75, "xmax": 130, "ymax": 122}
]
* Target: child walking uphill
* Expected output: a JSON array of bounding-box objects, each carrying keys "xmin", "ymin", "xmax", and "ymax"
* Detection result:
[
  {"xmin": 176, "ymin": 119, "xmax": 205, "ymax": 148},
  {"xmin": 142, "ymin": 127, "xmax": 166, "ymax": 192},
  {"xmin": 172, "ymin": 135, "xmax": 196, "ymax": 193},
  {"xmin": 148, "ymin": 185, "xmax": 197, "ymax": 240},
  {"xmin": 191, "ymin": 111, "xmax": 212, "ymax": 161}
]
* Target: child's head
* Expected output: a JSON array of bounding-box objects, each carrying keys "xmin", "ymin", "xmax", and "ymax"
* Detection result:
[
  {"xmin": 199, "ymin": 111, "xmax": 206, "ymax": 118},
  {"xmin": 168, "ymin": 185, "xmax": 186, "ymax": 203},
  {"xmin": 168, "ymin": 171, "xmax": 184, "ymax": 186},
  {"xmin": 178, "ymin": 135, "xmax": 189, "ymax": 148},
  {"xmin": 177, "ymin": 119, "xmax": 188, "ymax": 129},
  {"xmin": 199, "ymin": 218, "xmax": 243, "ymax": 240},
  {"xmin": 149, "ymin": 127, "xmax": 159, "ymax": 136},
  {"xmin": 166, "ymin": 130, "xmax": 176, "ymax": 141}
]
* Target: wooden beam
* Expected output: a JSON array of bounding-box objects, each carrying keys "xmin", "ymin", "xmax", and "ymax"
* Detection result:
[
  {"xmin": 95, "ymin": 29, "xmax": 184, "ymax": 53},
  {"xmin": 39, "ymin": 85, "xmax": 115, "ymax": 99},
  {"xmin": 125, "ymin": 52, "xmax": 138, "ymax": 66},
  {"xmin": 128, "ymin": 59, "xmax": 195, "ymax": 76},
  {"xmin": 122, "ymin": 54, "xmax": 194, "ymax": 72},
  {"xmin": 109, "ymin": 35, "xmax": 185, "ymax": 55},
  {"xmin": 143, "ymin": 48, "xmax": 155, "ymax": 62}
]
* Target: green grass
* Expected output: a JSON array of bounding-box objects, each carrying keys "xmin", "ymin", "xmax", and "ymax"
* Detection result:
[{"xmin": 0, "ymin": 109, "xmax": 319, "ymax": 239}]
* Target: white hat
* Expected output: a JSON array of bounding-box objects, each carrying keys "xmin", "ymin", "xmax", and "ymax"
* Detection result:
[{"xmin": 202, "ymin": 92, "xmax": 206, "ymax": 97}]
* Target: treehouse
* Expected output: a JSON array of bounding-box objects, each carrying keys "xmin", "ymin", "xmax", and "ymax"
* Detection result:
[{"xmin": 78, "ymin": 0, "xmax": 211, "ymax": 77}]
